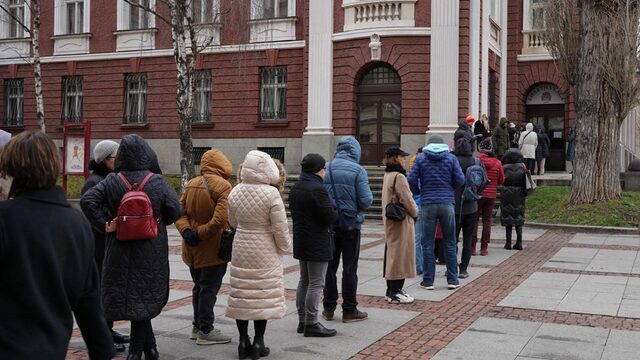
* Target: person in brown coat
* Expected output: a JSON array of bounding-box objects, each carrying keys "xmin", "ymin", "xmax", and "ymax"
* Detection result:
[
  {"xmin": 175, "ymin": 149, "xmax": 233, "ymax": 346},
  {"xmin": 381, "ymin": 147, "xmax": 419, "ymax": 304}
]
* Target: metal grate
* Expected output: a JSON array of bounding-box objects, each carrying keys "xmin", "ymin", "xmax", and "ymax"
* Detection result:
[
  {"xmin": 260, "ymin": 67, "xmax": 287, "ymax": 121},
  {"xmin": 124, "ymin": 73, "xmax": 148, "ymax": 124},
  {"xmin": 257, "ymin": 147, "xmax": 284, "ymax": 164},
  {"xmin": 4, "ymin": 78, "xmax": 23, "ymax": 126},
  {"xmin": 62, "ymin": 76, "xmax": 83, "ymax": 123},
  {"xmin": 359, "ymin": 65, "xmax": 400, "ymax": 85},
  {"xmin": 193, "ymin": 70, "xmax": 212, "ymax": 123},
  {"xmin": 193, "ymin": 147, "xmax": 211, "ymax": 166}
]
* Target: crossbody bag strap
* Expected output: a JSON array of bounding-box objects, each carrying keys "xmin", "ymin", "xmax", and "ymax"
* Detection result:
[
  {"xmin": 137, "ymin": 172, "xmax": 155, "ymax": 191},
  {"xmin": 328, "ymin": 162, "xmax": 341, "ymax": 211},
  {"xmin": 392, "ymin": 173, "xmax": 399, "ymax": 201}
]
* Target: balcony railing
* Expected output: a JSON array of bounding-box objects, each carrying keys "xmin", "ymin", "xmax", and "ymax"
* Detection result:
[
  {"xmin": 343, "ymin": 0, "xmax": 416, "ymax": 32},
  {"xmin": 522, "ymin": 29, "xmax": 549, "ymax": 55}
]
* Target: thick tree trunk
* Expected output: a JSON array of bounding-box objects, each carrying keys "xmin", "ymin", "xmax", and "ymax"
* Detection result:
[
  {"xmin": 569, "ymin": 1, "xmax": 622, "ymax": 204},
  {"xmin": 32, "ymin": 0, "xmax": 45, "ymax": 132}
]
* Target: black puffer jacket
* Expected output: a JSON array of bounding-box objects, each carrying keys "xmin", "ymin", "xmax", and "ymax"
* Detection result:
[
  {"xmin": 535, "ymin": 127, "xmax": 551, "ymax": 160},
  {"xmin": 81, "ymin": 161, "xmax": 112, "ymax": 273},
  {"xmin": 81, "ymin": 135, "xmax": 181, "ymax": 321},
  {"xmin": 289, "ymin": 172, "xmax": 338, "ymax": 262},
  {"xmin": 500, "ymin": 149, "xmax": 527, "ymax": 226},
  {"xmin": 454, "ymin": 122, "xmax": 475, "ymax": 155}
]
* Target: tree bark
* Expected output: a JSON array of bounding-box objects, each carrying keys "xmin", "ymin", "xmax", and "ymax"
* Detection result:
[{"xmin": 32, "ymin": 0, "xmax": 45, "ymax": 132}]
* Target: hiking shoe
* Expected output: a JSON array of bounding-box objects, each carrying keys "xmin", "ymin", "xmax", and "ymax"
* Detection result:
[
  {"xmin": 419, "ymin": 281, "xmax": 434, "ymax": 290},
  {"xmin": 459, "ymin": 270, "xmax": 469, "ymax": 279},
  {"xmin": 195, "ymin": 329, "xmax": 232, "ymax": 345},
  {"xmin": 342, "ymin": 310, "xmax": 368, "ymax": 323},
  {"xmin": 447, "ymin": 282, "xmax": 460, "ymax": 290},
  {"xmin": 190, "ymin": 326, "xmax": 198, "ymax": 340},
  {"xmin": 322, "ymin": 310, "xmax": 334, "ymax": 321}
]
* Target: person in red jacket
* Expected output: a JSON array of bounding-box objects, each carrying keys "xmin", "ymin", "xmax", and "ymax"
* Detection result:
[{"xmin": 472, "ymin": 139, "xmax": 505, "ymax": 256}]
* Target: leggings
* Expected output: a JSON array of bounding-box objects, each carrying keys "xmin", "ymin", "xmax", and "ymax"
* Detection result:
[{"xmin": 236, "ymin": 320, "xmax": 267, "ymax": 340}]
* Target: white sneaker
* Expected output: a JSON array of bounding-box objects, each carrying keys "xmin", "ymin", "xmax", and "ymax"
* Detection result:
[
  {"xmin": 398, "ymin": 289, "xmax": 415, "ymax": 302},
  {"xmin": 387, "ymin": 291, "xmax": 414, "ymax": 304}
]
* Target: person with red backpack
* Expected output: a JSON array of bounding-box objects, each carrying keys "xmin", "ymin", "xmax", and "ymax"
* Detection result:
[
  {"xmin": 472, "ymin": 139, "xmax": 505, "ymax": 256},
  {"xmin": 81, "ymin": 134, "xmax": 181, "ymax": 360}
]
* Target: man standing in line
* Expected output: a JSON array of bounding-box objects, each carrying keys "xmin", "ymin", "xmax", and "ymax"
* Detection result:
[
  {"xmin": 408, "ymin": 135, "xmax": 465, "ymax": 290},
  {"xmin": 323, "ymin": 136, "xmax": 373, "ymax": 323}
]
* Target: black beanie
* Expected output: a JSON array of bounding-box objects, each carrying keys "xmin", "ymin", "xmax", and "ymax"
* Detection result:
[{"xmin": 300, "ymin": 153, "xmax": 326, "ymax": 174}]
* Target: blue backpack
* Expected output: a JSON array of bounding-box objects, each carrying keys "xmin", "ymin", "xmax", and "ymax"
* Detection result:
[{"xmin": 462, "ymin": 158, "xmax": 490, "ymax": 201}]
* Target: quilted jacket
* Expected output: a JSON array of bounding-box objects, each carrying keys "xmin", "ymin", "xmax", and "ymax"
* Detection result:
[
  {"xmin": 225, "ymin": 150, "xmax": 291, "ymax": 321},
  {"xmin": 408, "ymin": 143, "xmax": 465, "ymax": 205},
  {"xmin": 478, "ymin": 152, "xmax": 505, "ymax": 199},
  {"xmin": 175, "ymin": 149, "xmax": 233, "ymax": 269},
  {"xmin": 518, "ymin": 123, "xmax": 538, "ymax": 160},
  {"xmin": 323, "ymin": 136, "xmax": 373, "ymax": 229},
  {"xmin": 81, "ymin": 134, "xmax": 181, "ymax": 321},
  {"xmin": 500, "ymin": 149, "xmax": 527, "ymax": 226}
]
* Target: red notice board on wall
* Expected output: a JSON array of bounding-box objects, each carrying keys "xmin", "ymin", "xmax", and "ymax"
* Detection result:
[{"xmin": 62, "ymin": 121, "xmax": 91, "ymax": 193}]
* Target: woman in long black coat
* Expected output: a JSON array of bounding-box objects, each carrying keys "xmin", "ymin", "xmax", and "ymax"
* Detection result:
[
  {"xmin": 81, "ymin": 134, "xmax": 181, "ymax": 360},
  {"xmin": 500, "ymin": 149, "xmax": 527, "ymax": 251}
]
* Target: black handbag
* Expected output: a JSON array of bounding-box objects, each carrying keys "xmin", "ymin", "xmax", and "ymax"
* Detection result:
[
  {"xmin": 218, "ymin": 226, "xmax": 235, "ymax": 262},
  {"xmin": 385, "ymin": 174, "xmax": 407, "ymax": 222}
]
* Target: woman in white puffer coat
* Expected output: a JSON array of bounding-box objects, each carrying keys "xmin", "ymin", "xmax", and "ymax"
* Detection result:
[
  {"xmin": 518, "ymin": 122, "xmax": 538, "ymax": 172},
  {"xmin": 226, "ymin": 150, "xmax": 291, "ymax": 360}
]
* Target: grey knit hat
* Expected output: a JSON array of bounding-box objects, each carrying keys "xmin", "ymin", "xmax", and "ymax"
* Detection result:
[{"xmin": 93, "ymin": 140, "xmax": 119, "ymax": 163}]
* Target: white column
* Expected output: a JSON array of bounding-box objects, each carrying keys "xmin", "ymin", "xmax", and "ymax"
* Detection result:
[
  {"xmin": 469, "ymin": 0, "xmax": 481, "ymax": 119},
  {"xmin": 302, "ymin": 0, "xmax": 334, "ymax": 161},
  {"xmin": 499, "ymin": 0, "xmax": 508, "ymax": 118},
  {"xmin": 428, "ymin": 0, "xmax": 460, "ymax": 137},
  {"xmin": 480, "ymin": 0, "xmax": 490, "ymax": 116}
]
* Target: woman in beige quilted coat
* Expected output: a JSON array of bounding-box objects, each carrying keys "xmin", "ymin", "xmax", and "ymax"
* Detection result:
[{"xmin": 226, "ymin": 150, "xmax": 291, "ymax": 360}]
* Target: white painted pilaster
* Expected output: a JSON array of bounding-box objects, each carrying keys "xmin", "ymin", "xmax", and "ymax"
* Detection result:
[
  {"xmin": 499, "ymin": 0, "xmax": 508, "ymax": 118},
  {"xmin": 480, "ymin": 0, "xmax": 490, "ymax": 116},
  {"xmin": 469, "ymin": 0, "xmax": 481, "ymax": 119},
  {"xmin": 428, "ymin": 0, "xmax": 460, "ymax": 137}
]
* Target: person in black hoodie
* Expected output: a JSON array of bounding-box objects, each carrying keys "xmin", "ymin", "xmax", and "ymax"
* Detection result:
[
  {"xmin": 500, "ymin": 149, "xmax": 527, "ymax": 250},
  {"xmin": 81, "ymin": 140, "xmax": 131, "ymax": 352},
  {"xmin": 289, "ymin": 153, "xmax": 338, "ymax": 338},
  {"xmin": 81, "ymin": 134, "xmax": 181, "ymax": 360},
  {"xmin": 0, "ymin": 131, "xmax": 114, "ymax": 360}
]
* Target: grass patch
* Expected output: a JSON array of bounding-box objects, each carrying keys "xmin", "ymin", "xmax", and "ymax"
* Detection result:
[
  {"xmin": 526, "ymin": 186, "xmax": 640, "ymax": 228},
  {"xmin": 60, "ymin": 173, "xmax": 184, "ymax": 199}
]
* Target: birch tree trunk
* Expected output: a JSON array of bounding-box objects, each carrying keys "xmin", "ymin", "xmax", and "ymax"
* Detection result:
[{"xmin": 31, "ymin": 0, "xmax": 45, "ymax": 132}]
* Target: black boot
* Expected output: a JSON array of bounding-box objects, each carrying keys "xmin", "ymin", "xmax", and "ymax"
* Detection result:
[
  {"xmin": 126, "ymin": 352, "xmax": 142, "ymax": 360},
  {"xmin": 144, "ymin": 347, "xmax": 159, "ymax": 360},
  {"xmin": 251, "ymin": 337, "xmax": 270, "ymax": 359},
  {"xmin": 504, "ymin": 227, "xmax": 512, "ymax": 250},
  {"xmin": 238, "ymin": 336, "xmax": 252, "ymax": 360},
  {"xmin": 304, "ymin": 323, "xmax": 337, "ymax": 337},
  {"xmin": 112, "ymin": 329, "xmax": 131, "ymax": 344},
  {"xmin": 513, "ymin": 226, "xmax": 523, "ymax": 250}
]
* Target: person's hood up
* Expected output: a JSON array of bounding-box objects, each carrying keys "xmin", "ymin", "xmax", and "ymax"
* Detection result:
[
  {"xmin": 239, "ymin": 150, "xmax": 280, "ymax": 186},
  {"xmin": 457, "ymin": 122, "xmax": 471, "ymax": 133},
  {"xmin": 499, "ymin": 118, "xmax": 508, "ymax": 127},
  {"xmin": 200, "ymin": 149, "xmax": 232, "ymax": 179},
  {"xmin": 526, "ymin": 123, "xmax": 534, "ymax": 131},
  {"xmin": 502, "ymin": 149, "xmax": 525, "ymax": 164},
  {"xmin": 423, "ymin": 143, "xmax": 450, "ymax": 161},
  {"xmin": 334, "ymin": 136, "xmax": 361, "ymax": 163},
  {"xmin": 115, "ymin": 134, "xmax": 157, "ymax": 172}
]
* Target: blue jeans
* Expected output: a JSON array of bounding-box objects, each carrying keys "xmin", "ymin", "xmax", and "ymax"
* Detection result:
[
  {"xmin": 421, "ymin": 203, "xmax": 458, "ymax": 285},
  {"xmin": 415, "ymin": 204, "xmax": 423, "ymax": 274}
]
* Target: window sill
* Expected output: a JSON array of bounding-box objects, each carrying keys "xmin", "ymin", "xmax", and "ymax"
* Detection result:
[
  {"xmin": 51, "ymin": 32, "xmax": 92, "ymax": 40},
  {"xmin": 0, "ymin": 124, "xmax": 24, "ymax": 131},
  {"xmin": 52, "ymin": 33, "xmax": 92, "ymax": 55},
  {"xmin": 249, "ymin": 17, "xmax": 297, "ymax": 43},
  {"xmin": 114, "ymin": 28, "xmax": 157, "ymax": 52},
  {"xmin": 192, "ymin": 122, "xmax": 215, "ymax": 129},
  {"xmin": 253, "ymin": 120, "xmax": 289, "ymax": 128},
  {"xmin": 120, "ymin": 123, "xmax": 149, "ymax": 129},
  {"xmin": 0, "ymin": 38, "xmax": 30, "ymax": 59}
]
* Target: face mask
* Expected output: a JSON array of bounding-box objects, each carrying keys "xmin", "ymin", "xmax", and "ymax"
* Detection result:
[{"xmin": 0, "ymin": 174, "xmax": 13, "ymax": 201}]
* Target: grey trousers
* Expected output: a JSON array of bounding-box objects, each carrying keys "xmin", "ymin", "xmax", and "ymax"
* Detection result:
[{"xmin": 296, "ymin": 261, "xmax": 329, "ymax": 325}]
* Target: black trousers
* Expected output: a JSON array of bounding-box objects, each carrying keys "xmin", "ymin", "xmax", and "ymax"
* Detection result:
[
  {"xmin": 190, "ymin": 263, "xmax": 227, "ymax": 334},
  {"xmin": 386, "ymin": 279, "xmax": 405, "ymax": 296},
  {"xmin": 323, "ymin": 228, "xmax": 361, "ymax": 314},
  {"xmin": 129, "ymin": 320, "xmax": 155, "ymax": 353},
  {"xmin": 456, "ymin": 213, "xmax": 476, "ymax": 271}
]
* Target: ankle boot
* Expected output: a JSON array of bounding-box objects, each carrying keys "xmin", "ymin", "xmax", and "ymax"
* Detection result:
[
  {"xmin": 144, "ymin": 347, "xmax": 159, "ymax": 360},
  {"xmin": 513, "ymin": 226, "xmax": 523, "ymax": 250},
  {"xmin": 471, "ymin": 237, "xmax": 477, "ymax": 256},
  {"xmin": 480, "ymin": 241, "xmax": 489, "ymax": 256},
  {"xmin": 238, "ymin": 336, "xmax": 252, "ymax": 360},
  {"xmin": 504, "ymin": 230, "xmax": 512, "ymax": 250},
  {"xmin": 251, "ymin": 337, "xmax": 270, "ymax": 359}
]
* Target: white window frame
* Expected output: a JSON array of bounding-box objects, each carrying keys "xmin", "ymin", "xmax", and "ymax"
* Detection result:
[
  {"xmin": 260, "ymin": 66, "xmax": 287, "ymax": 121},
  {"xmin": 0, "ymin": 0, "xmax": 30, "ymax": 39},
  {"xmin": 117, "ymin": 0, "xmax": 156, "ymax": 31},
  {"xmin": 251, "ymin": 0, "xmax": 295, "ymax": 20},
  {"xmin": 62, "ymin": 76, "xmax": 83, "ymax": 123},
  {"xmin": 54, "ymin": 0, "xmax": 90, "ymax": 35},
  {"xmin": 4, "ymin": 78, "xmax": 23, "ymax": 126},
  {"xmin": 124, "ymin": 73, "xmax": 148, "ymax": 124},
  {"xmin": 490, "ymin": 0, "xmax": 502, "ymax": 27},
  {"xmin": 193, "ymin": 70, "xmax": 212, "ymax": 123},
  {"xmin": 523, "ymin": 0, "xmax": 547, "ymax": 30},
  {"xmin": 191, "ymin": 0, "xmax": 221, "ymax": 25}
]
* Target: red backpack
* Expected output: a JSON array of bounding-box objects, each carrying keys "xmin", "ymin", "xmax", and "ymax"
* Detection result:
[{"xmin": 115, "ymin": 172, "xmax": 158, "ymax": 241}]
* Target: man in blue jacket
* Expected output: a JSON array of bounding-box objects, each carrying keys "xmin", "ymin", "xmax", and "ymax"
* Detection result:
[
  {"xmin": 408, "ymin": 135, "xmax": 465, "ymax": 290},
  {"xmin": 323, "ymin": 136, "xmax": 373, "ymax": 323}
]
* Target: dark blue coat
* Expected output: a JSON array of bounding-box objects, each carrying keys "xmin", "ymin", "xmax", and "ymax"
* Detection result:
[{"xmin": 408, "ymin": 144, "xmax": 465, "ymax": 205}]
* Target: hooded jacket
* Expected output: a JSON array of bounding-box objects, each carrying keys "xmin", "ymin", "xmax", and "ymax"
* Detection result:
[
  {"xmin": 492, "ymin": 118, "xmax": 510, "ymax": 158},
  {"xmin": 225, "ymin": 150, "xmax": 291, "ymax": 320},
  {"xmin": 80, "ymin": 134, "xmax": 181, "ymax": 321},
  {"xmin": 407, "ymin": 143, "xmax": 465, "ymax": 205},
  {"xmin": 535, "ymin": 126, "xmax": 551, "ymax": 160},
  {"xmin": 323, "ymin": 136, "xmax": 373, "ymax": 229},
  {"xmin": 175, "ymin": 149, "xmax": 233, "ymax": 269},
  {"xmin": 454, "ymin": 122, "xmax": 475, "ymax": 155},
  {"xmin": 500, "ymin": 149, "xmax": 527, "ymax": 226},
  {"xmin": 81, "ymin": 161, "xmax": 114, "ymax": 273},
  {"xmin": 478, "ymin": 152, "xmax": 505, "ymax": 199},
  {"xmin": 519, "ymin": 123, "xmax": 538, "ymax": 159}
]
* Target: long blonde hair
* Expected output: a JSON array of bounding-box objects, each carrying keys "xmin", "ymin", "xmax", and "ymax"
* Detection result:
[{"xmin": 480, "ymin": 114, "xmax": 490, "ymax": 129}]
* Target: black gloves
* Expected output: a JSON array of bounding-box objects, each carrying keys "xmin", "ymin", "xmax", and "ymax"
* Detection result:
[{"xmin": 182, "ymin": 229, "xmax": 201, "ymax": 247}]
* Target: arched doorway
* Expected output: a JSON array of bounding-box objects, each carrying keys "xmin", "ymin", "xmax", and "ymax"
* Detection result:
[
  {"xmin": 356, "ymin": 64, "xmax": 401, "ymax": 165},
  {"xmin": 526, "ymin": 84, "xmax": 566, "ymax": 171}
]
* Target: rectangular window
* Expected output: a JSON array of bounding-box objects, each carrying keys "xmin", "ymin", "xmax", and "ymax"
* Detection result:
[
  {"xmin": 530, "ymin": 0, "xmax": 547, "ymax": 30},
  {"xmin": 260, "ymin": 67, "xmax": 287, "ymax": 121},
  {"xmin": 490, "ymin": 0, "xmax": 502, "ymax": 26},
  {"xmin": 4, "ymin": 79, "xmax": 23, "ymax": 126},
  {"xmin": 62, "ymin": 76, "xmax": 83, "ymax": 123},
  {"xmin": 193, "ymin": 70, "xmax": 212, "ymax": 123},
  {"xmin": 193, "ymin": 0, "xmax": 216, "ymax": 24},
  {"xmin": 256, "ymin": 0, "xmax": 288, "ymax": 19},
  {"xmin": 124, "ymin": 73, "xmax": 147, "ymax": 124},
  {"xmin": 65, "ymin": 0, "xmax": 84, "ymax": 34},
  {"xmin": 9, "ymin": 0, "xmax": 27, "ymax": 38},
  {"xmin": 129, "ymin": 0, "xmax": 150, "ymax": 29}
]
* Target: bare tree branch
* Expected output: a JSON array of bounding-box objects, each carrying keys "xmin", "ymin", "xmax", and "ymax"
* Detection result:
[{"xmin": 0, "ymin": 3, "xmax": 33, "ymax": 37}]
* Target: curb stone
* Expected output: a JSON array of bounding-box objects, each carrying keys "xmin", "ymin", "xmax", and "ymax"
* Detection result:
[{"xmin": 526, "ymin": 221, "xmax": 639, "ymax": 235}]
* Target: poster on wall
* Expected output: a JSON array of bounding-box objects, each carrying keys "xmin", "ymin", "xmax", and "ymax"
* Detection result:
[
  {"xmin": 65, "ymin": 136, "xmax": 85, "ymax": 174},
  {"xmin": 62, "ymin": 121, "xmax": 91, "ymax": 193}
]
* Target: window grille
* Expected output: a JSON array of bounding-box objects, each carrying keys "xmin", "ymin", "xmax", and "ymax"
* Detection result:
[
  {"xmin": 4, "ymin": 79, "xmax": 23, "ymax": 126},
  {"xmin": 192, "ymin": 146, "xmax": 211, "ymax": 166},
  {"xmin": 193, "ymin": 70, "xmax": 212, "ymax": 123},
  {"xmin": 65, "ymin": 0, "xmax": 84, "ymax": 34},
  {"xmin": 9, "ymin": 0, "xmax": 27, "ymax": 38},
  {"xmin": 129, "ymin": 0, "xmax": 150, "ymax": 29},
  {"xmin": 256, "ymin": 0, "xmax": 288, "ymax": 19},
  {"xmin": 359, "ymin": 65, "xmax": 400, "ymax": 85},
  {"xmin": 62, "ymin": 76, "xmax": 83, "ymax": 123},
  {"xmin": 260, "ymin": 67, "xmax": 287, "ymax": 121},
  {"xmin": 124, "ymin": 73, "xmax": 148, "ymax": 124},
  {"xmin": 257, "ymin": 147, "xmax": 284, "ymax": 164}
]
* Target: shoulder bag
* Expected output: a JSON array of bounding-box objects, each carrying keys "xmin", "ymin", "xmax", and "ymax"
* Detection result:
[
  {"xmin": 200, "ymin": 176, "xmax": 234, "ymax": 261},
  {"xmin": 385, "ymin": 173, "xmax": 407, "ymax": 222},
  {"xmin": 524, "ymin": 169, "xmax": 537, "ymax": 196}
]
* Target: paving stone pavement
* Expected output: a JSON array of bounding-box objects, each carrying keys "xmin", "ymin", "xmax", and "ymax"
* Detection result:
[{"xmin": 65, "ymin": 224, "xmax": 640, "ymax": 359}]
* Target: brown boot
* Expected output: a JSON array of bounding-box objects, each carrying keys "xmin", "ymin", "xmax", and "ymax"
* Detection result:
[
  {"xmin": 471, "ymin": 237, "xmax": 477, "ymax": 256},
  {"xmin": 480, "ymin": 241, "xmax": 489, "ymax": 256}
]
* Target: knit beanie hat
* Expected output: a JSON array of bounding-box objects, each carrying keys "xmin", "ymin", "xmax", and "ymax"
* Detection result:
[
  {"xmin": 0, "ymin": 130, "xmax": 11, "ymax": 149},
  {"xmin": 479, "ymin": 138, "xmax": 493, "ymax": 153},
  {"xmin": 93, "ymin": 140, "xmax": 119, "ymax": 164},
  {"xmin": 300, "ymin": 153, "xmax": 326, "ymax": 174},
  {"xmin": 466, "ymin": 115, "xmax": 475, "ymax": 124},
  {"xmin": 427, "ymin": 135, "xmax": 445, "ymax": 145}
]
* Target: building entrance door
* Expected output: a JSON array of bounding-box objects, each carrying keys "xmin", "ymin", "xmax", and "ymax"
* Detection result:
[
  {"xmin": 526, "ymin": 84, "xmax": 566, "ymax": 171},
  {"xmin": 357, "ymin": 64, "xmax": 401, "ymax": 165}
]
